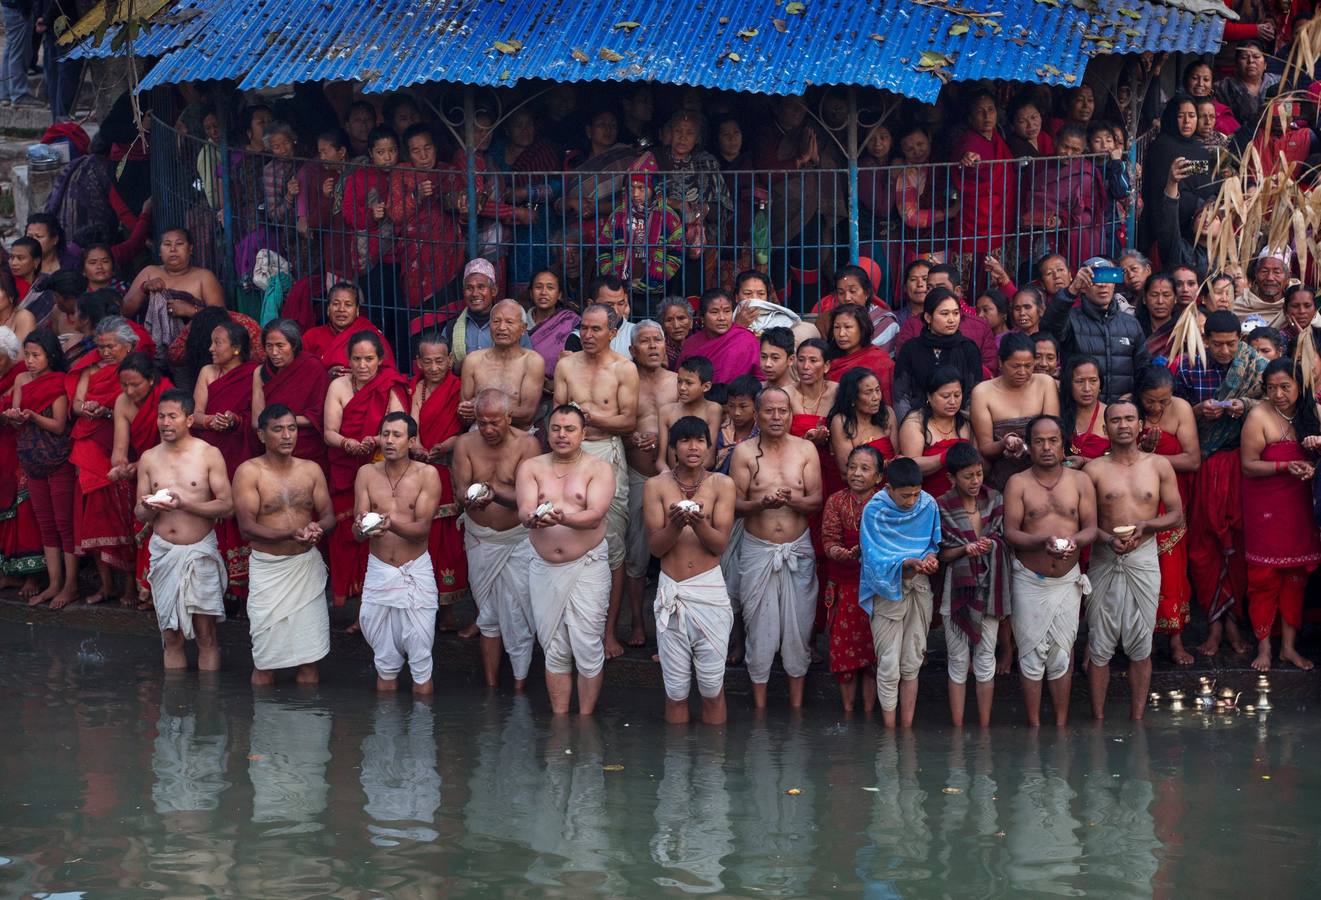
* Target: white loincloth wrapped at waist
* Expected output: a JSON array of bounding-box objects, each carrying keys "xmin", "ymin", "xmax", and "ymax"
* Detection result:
[
  {"xmin": 655, "ymin": 565, "xmax": 734, "ymax": 645},
  {"xmin": 149, "ymin": 531, "xmax": 227, "ymax": 638},
  {"xmin": 529, "ymin": 538, "xmax": 610, "ymax": 651},
  {"xmin": 247, "ymin": 547, "xmax": 330, "ymax": 671}
]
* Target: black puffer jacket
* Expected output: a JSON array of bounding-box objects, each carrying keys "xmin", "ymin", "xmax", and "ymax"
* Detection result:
[{"xmin": 1042, "ymin": 290, "xmax": 1149, "ymax": 402}]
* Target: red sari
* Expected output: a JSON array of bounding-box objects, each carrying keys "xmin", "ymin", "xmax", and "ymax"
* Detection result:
[
  {"xmin": 303, "ymin": 318, "xmax": 396, "ymax": 372},
  {"xmin": 69, "ymin": 365, "xmax": 134, "ymax": 573},
  {"xmin": 1071, "ymin": 405, "xmax": 1110, "ymax": 460},
  {"xmin": 791, "ymin": 412, "xmax": 833, "ymax": 628},
  {"xmin": 260, "ymin": 353, "xmax": 331, "ymax": 468},
  {"xmin": 921, "ymin": 437, "xmax": 963, "ymax": 498},
  {"xmin": 822, "ymin": 487, "xmax": 879, "ymax": 680},
  {"xmin": 1244, "ymin": 441, "xmax": 1321, "ymax": 640},
  {"xmin": 197, "ymin": 361, "xmax": 261, "ymax": 605},
  {"xmin": 826, "ymin": 346, "xmax": 895, "ymax": 407},
  {"xmin": 0, "ymin": 365, "xmax": 43, "ymax": 577},
  {"xmin": 1150, "ymin": 430, "xmax": 1192, "ymax": 634},
  {"xmin": 413, "ymin": 373, "xmax": 468, "ymax": 604},
  {"xmin": 326, "ymin": 368, "xmax": 409, "ymax": 603}
]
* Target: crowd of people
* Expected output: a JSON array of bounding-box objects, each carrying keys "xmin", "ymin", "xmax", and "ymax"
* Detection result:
[{"xmin": 2, "ymin": 15, "xmax": 1320, "ymax": 725}]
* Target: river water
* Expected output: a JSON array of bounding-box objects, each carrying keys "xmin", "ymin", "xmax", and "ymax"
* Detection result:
[{"xmin": 2, "ymin": 626, "xmax": 1318, "ymax": 898}]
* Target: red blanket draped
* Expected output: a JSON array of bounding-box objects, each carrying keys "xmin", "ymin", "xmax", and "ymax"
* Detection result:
[
  {"xmin": 827, "ymin": 346, "xmax": 895, "ymax": 406},
  {"xmin": 414, "ymin": 372, "xmax": 469, "ymax": 601},
  {"xmin": 69, "ymin": 365, "xmax": 123, "ymax": 494},
  {"xmin": 198, "ymin": 361, "xmax": 260, "ymax": 480},
  {"xmin": 130, "ymin": 379, "xmax": 172, "ymax": 456},
  {"xmin": 415, "ymin": 373, "xmax": 463, "ymax": 453},
  {"xmin": 0, "ymin": 365, "xmax": 23, "ymax": 509},
  {"xmin": 262, "ymin": 353, "xmax": 330, "ymax": 465},
  {"xmin": 328, "ymin": 369, "xmax": 409, "ymax": 493},
  {"xmin": 18, "ymin": 371, "xmax": 68, "ymax": 415},
  {"xmin": 303, "ymin": 318, "xmax": 396, "ymax": 372}
]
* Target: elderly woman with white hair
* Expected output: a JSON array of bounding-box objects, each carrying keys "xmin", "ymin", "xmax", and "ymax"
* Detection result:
[
  {"xmin": 70, "ymin": 316, "xmax": 140, "ymax": 606},
  {"xmin": 0, "ymin": 326, "xmax": 44, "ymax": 598}
]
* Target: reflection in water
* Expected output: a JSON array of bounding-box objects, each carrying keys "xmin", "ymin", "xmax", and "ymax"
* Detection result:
[
  {"xmin": 650, "ymin": 728, "xmax": 733, "ymax": 894},
  {"xmin": 359, "ymin": 701, "xmax": 442, "ymax": 846},
  {"xmin": 151, "ymin": 679, "xmax": 230, "ymax": 815},
  {"xmin": 248, "ymin": 698, "xmax": 332, "ymax": 833},
  {"xmin": 730, "ymin": 724, "xmax": 816, "ymax": 897},
  {"xmin": 464, "ymin": 694, "xmax": 541, "ymax": 855},
  {"xmin": 860, "ymin": 734, "xmax": 934, "ymax": 891},
  {"xmin": 1081, "ymin": 727, "xmax": 1159, "ymax": 897},
  {"xmin": 1005, "ymin": 733, "xmax": 1083, "ymax": 895}
]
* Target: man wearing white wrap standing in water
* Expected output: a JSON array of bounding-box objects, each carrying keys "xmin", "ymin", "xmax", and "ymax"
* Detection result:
[
  {"xmin": 232, "ymin": 404, "xmax": 336, "ymax": 686},
  {"xmin": 135, "ymin": 389, "xmax": 234, "ymax": 672},
  {"xmin": 453, "ymin": 388, "xmax": 542, "ymax": 689},
  {"xmin": 516, "ymin": 404, "xmax": 616, "ymax": 715},
  {"xmin": 728, "ymin": 386, "xmax": 823, "ymax": 709},
  {"xmin": 644, "ymin": 415, "xmax": 736, "ymax": 724},
  {"xmin": 354, "ymin": 411, "xmax": 443, "ymax": 695}
]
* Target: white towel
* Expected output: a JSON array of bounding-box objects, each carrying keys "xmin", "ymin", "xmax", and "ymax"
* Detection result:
[
  {"xmin": 247, "ymin": 548, "xmax": 330, "ymax": 671},
  {"xmin": 149, "ymin": 531, "xmax": 227, "ymax": 638}
]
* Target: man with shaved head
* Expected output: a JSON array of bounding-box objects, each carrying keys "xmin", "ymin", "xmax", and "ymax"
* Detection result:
[
  {"xmin": 623, "ymin": 319, "xmax": 677, "ymax": 648},
  {"xmin": 459, "ymin": 298, "xmax": 545, "ymax": 429},
  {"xmin": 453, "ymin": 388, "xmax": 543, "ymax": 688}
]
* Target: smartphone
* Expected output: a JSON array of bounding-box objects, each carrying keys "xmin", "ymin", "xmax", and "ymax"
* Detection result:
[
  {"xmin": 1187, "ymin": 159, "xmax": 1210, "ymax": 175},
  {"xmin": 1091, "ymin": 266, "xmax": 1125, "ymax": 284}
]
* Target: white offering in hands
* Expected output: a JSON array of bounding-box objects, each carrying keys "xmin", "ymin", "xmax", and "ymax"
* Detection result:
[
  {"xmin": 145, "ymin": 489, "xmax": 173, "ymax": 507},
  {"xmin": 676, "ymin": 500, "xmax": 702, "ymax": 514},
  {"xmin": 534, "ymin": 501, "xmax": 556, "ymax": 520},
  {"xmin": 466, "ymin": 482, "xmax": 492, "ymax": 502},
  {"xmin": 1050, "ymin": 537, "xmax": 1071, "ymax": 552},
  {"xmin": 359, "ymin": 512, "xmax": 385, "ymax": 534},
  {"xmin": 1111, "ymin": 525, "xmax": 1136, "ymax": 539}
]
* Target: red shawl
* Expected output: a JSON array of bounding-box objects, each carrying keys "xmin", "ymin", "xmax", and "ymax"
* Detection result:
[
  {"xmin": 18, "ymin": 371, "xmax": 68, "ymax": 414},
  {"xmin": 303, "ymin": 317, "xmax": 396, "ymax": 371},
  {"xmin": 327, "ymin": 368, "xmax": 408, "ymax": 493},
  {"xmin": 414, "ymin": 373, "xmax": 463, "ymax": 452},
  {"xmin": 263, "ymin": 352, "xmax": 331, "ymax": 464},
  {"xmin": 0, "ymin": 364, "xmax": 24, "ymax": 508},
  {"xmin": 827, "ymin": 346, "xmax": 895, "ymax": 406},
  {"xmin": 130, "ymin": 379, "xmax": 172, "ymax": 456},
  {"xmin": 198, "ymin": 361, "xmax": 260, "ymax": 480},
  {"xmin": 70, "ymin": 365, "xmax": 123, "ymax": 493}
]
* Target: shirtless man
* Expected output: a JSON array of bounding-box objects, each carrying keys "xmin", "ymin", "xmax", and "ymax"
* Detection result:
[
  {"xmin": 353, "ymin": 412, "xmax": 443, "ymax": 695},
  {"xmin": 459, "ymin": 299, "xmax": 545, "ymax": 429},
  {"xmin": 624, "ymin": 320, "xmax": 677, "ymax": 648},
  {"xmin": 972, "ymin": 332, "xmax": 1059, "ymax": 491},
  {"xmin": 728, "ymin": 387, "xmax": 823, "ymax": 709},
  {"xmin": 232, "ymin": 404, "xmax": 336, "ymax": 686},
  {"xmin": 134, "ymin": 389, "xmax": 234, "ymax": 672},
  {"xmin": 453, "ymin": 389, "xmax": 542, "ymax": 689},
  {"xmin": 644, "ymin": 416, "xmax": 736, "ymax": 724},
  {"xmin": 122, "ymin": 227, "xmax": 225, "ymax": 319},
  {"xmin": 516, "ymin": 405, "xmax": 616, "ymax": 715},
  {"xmin": 553, "ymin": 303, "xmax": 640, "ymax": 659},
  {"xmin": 1084, "ymin": 401, "xmax": 1182, "ymax": 721},
  {"xmin": 1004, "ymin": 415, "xmax": 1098, "ymax": 727}
]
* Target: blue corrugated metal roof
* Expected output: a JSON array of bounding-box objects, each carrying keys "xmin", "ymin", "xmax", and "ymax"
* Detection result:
[
  {"xmin": 68, "ymin": 0, "xmax": 216, "ymax": 60},
  {"xmin": 115, "ymin": 0, "xmax": 1228, "ymax": 100}
]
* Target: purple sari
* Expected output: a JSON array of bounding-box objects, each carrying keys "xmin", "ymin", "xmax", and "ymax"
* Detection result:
[{"xmin": 529, "ymin": 308, "xmax": 580, "ymax": 377}]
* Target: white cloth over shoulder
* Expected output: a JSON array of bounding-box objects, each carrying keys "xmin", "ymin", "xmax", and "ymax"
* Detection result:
[
  {"xmin": 149, "ymin": 531, "xmax": 227, "ymax": 638},
  {"xmin": 1085, "ymin": 540, "xmax": 1160, "ymax": 666},
  {"xmin": 739, "ymin": 530, "xmax": 817, "ymax": 682},
  {"xmin": 530, "ymin": 539, "xmax": 611, "ymax": 678},
  {"xmin": 360, "ymin": 553, "xmax": 439, "ymax": 683},
  {"xmin": 581, "ymin": 436, "xmax": 628, "ymax": 569},
  {"xmin": 655, "ymin": 566, "xmax": 733, "ymax": 700},
  {"xmin": 462, "ymin": 516, "xmax": 536, "ymax": 680},
  {"xmin": 247, "ymin": 548, "xmax": 329, "ymax": 671},
  {"xmin": 1011, "ymin": 560, "xmax": 1090, "ymax": 681}
]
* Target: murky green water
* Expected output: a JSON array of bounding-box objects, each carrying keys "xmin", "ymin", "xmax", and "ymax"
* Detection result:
[{"xmin": 2, "ymin": 626, "xmax": 1319, "ymax": 898}]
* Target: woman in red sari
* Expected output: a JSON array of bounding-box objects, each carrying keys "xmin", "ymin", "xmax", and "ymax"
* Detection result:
[
  {"xmin": 109, "ymin": 353, "xmax": 171, "ymax": 609},
  {"xmin": 950, "ymin": 91, "xmax": 1015, "ymax": 284},
  {"xmin": 826, "ymin": 304, "xmax": 895, "ymax": 405},
  {"xmin": 251, "ymin": 318, "xmax": 330, "ymax": 470},
  {"xmin": 69, "ymin": 317, "xmax": 138, "ymax": 605},
  {"xmin": 1136, "ymin": 365, "xmax": 1199, "ymax": 665},
  {"xmin": 827, "ymin": 367, "xmax": 899, "ymax": 483},
  {"xmin": 302, "ymin": 282, "xmax": 396, "ymax": 378},
  {"xmin": 787, "ymin": 338, "xmax": 839, "ymax": 494},
  {"xmin": 676, "ymin": 289, "xmax": 762, "ymax": 385},
  {"xmin": 0, "ymin": 329, "xmax": 43, "ymax": 596},
  {"xmin": 409, "ymin": 332, "xmax": 468, "ymax": 630},
  {"xmin": 323, "ymin": 330, "xmax": 407, "ymax": 607},
  {"xmin": 822, "ymin": 445, "xmax": 885, "ymax": 713},
  {"xmin": 897, "ymin": 367, "xmax": 974, "ymax": 499},
  {"xmin": 1061, "ymin": 356, "xmax": 1110, "ymax": 466},
  {"xmin": 194, "ymin": 319, "xmax": 261, "ymax": 607}
]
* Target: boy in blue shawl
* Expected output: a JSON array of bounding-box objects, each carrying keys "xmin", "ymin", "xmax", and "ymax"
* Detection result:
[{"xmin": 859, "ymin": 457, "xmax": 941, "ymax": 728}]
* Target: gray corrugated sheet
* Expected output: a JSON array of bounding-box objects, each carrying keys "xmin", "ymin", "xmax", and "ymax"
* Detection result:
[{"xmin": 119, "ymin": 0, "xmax": 1228, "ymax": 99}]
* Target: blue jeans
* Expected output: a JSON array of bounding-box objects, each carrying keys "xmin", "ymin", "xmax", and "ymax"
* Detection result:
[
  {"xmin": 42, "ymin": 28, "xmax": 81, "ymax": 118},
  {"xmin": 1, "ymin": 5, "xmax": 34, "ymax": 102}
]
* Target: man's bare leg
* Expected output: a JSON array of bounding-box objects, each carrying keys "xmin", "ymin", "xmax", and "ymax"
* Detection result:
[
  {"xmin": 577, "ymin": 672, "xmax": 603, "ymax": 715},
  {"xmin": 996, "ymin": 617, "xmax": 1015, "ymax": 675},
  {"xmin": 1088, "ymin": 657, "xmax": 1110, "ymax": 720},
  {"xmin": 665, "ymin": 696, "xmax": 690, "ymax": 724},
  {"xmin": 412, "ymin": 677, "xmax": 434, "ymax": 697},
  {"xmin": 751, "ymin": 681, "xmax": 769, "ymax": 710},
  {"xmin": 1170, "ymin": 631, "xmax": 1194, "ymax": 665},
  {"xmin": 1047, "ymin": 672, "xmax": 1072, "ymax": 726},
  {"xmin": 375, "ymin": 675, "xmax": 398, "ymax": 692},
  {"xmin": 948, "ymin": 679, "xmax": 967, "ymax": 727},
  {"xmin": 50, "ymin": 551, "xmax": 79, "ymax": 610},
  {"xmin": 295, "ymin": 663, "xmax": 319, "ymax": 684},
  {"xmin": 726, "ymin": 616, "xmax": 745, "ymax": 665},
  {"xmin": 546, "ymin": 670, "xmax": 574, "ymax": 714},
  {"xmin": 1022, "ymin": 676, "xmax": 1044, "ymax": 727},
  {"xmin": 1224, "ymin": 616, "xmax": 1251, "ymax": 655},
  {"xmin": 479, "ymin": 635, "xmax": 503, "ymax": 687},
  {"xmin": 700, "ymin": 692, "xmax": 727, "ymax": 725},
  {"xmin": 1128, "ymin": 657, "xmax": 1152, "ymax": 720},
  {"xmin": 603, "ymin": 567, "xmax": 626, "ymax": 659},
  {"xmin": 975, "ymin": 680, "xmax": 995, "ymax": 728},
  {"xmin": 626, "ymin": 575, "xmax": 647, "ymax": 647},
  {"xmin": 861, "ymin": 668, "xmax": 877, "ymax": 713},
  {"xmin": 898, "ymin": 679, "xmax": 919, "ymax": 727},
  {"xmin": 787, "ymin": 674, "xmax": 805, "ymax": 709},
  {"xmin": 838, "ymin": 672, "xmax": 859, "ymax": 714},
  {"xmin": 162, "ymin": 628, "xmax": 188, "ymax": 670},
  {"xmin": 251, "ymin": 667, "xmax": 275, "ymax": 686},
  {"xmin": 195, "ymin": 615, "xmax": 220, "ymax": 671}
]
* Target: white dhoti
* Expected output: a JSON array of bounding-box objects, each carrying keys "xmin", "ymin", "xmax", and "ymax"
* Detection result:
[
  {"xmin": 718, "ymin": 518, "xmax": 747, "ymax": 614},
  {"xmin": 625, "ymin": 465, "xmax": 651, "ymax": 579},
  {"xmin": 739, "ymin": 530, "xmax": 817, "ymax": 682},
  {"xmin": 943, "ymin": 615, "xmax": 1001, "ymax": 685},
  {"xmin": 529, "ymin": 539, "xmax": 611, "ymax": 678},
  {"xmin": 870, "ymin": 575, "xmax": 933, "ymax": 711},
  {"xmin": 1011, "ymin": 560, "xmax": 1090, "ymax": 681},
  {"xmin": 148, "ymin": 531, "xmax": 227, "ymax": 639},
  {"xmin": 581, "ymin": 436, "xmax": 628, "ymax": 570},
  {"xmin": 359, "ymin": 553, "xmax": 439, "ymax": 684},
  {"xmin": 1085, "ymin": 540, "xmax": 1159, "ymax": 666},
  {"xmin": 462, "ymin": 516, "xmax": 537, "ymax": 680},
  {"xmin": 655, "ymin": 566, "xmax": 734, "ymax": 701},
  {"xmin": 247, "ymin": 548, "xmax": 330, "ymax": 671}
]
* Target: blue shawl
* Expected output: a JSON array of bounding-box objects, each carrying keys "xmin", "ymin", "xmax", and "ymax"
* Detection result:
[{"xmin": 858, "ymin": 488, "xmax": 941, "ymax": 615}]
